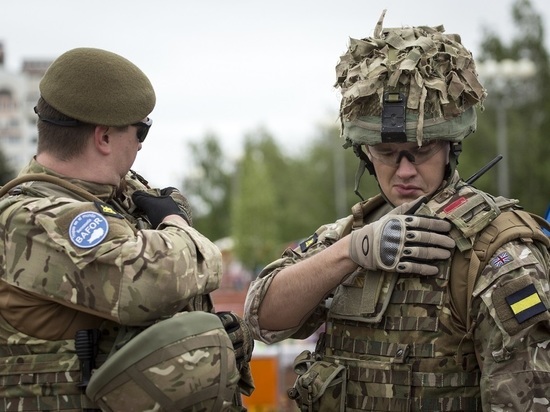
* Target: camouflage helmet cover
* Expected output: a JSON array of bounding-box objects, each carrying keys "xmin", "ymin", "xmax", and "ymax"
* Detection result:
[{"xmin": 335, "ymin": 10, "xmax": 487, "ymax": 146}]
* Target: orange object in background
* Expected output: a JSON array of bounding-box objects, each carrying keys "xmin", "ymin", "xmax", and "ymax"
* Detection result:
[{"xmin": 242, "ymin": 356, "xmax": 279, "ymax": 411}]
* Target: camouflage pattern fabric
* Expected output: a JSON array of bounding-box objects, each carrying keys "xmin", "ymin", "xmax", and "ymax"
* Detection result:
[
  {"xmin": 86, "ymin": 312, "xmax": 241, "ymax": 412},
  {"xmin": 0, "ymin": 314, "xmax": 118, "ymax": 411},
  {"xmin": 334, "ymin": 10, "xmax": 486, "ymax": 146},
  {"xmin": 0, "ymin": 159, "xmax": 226, "ymax": 410},
  {"xmin": 244, "ymin": 172, "xmax": 550, "ymax": 411},
  {"xmin": 0, "ymin": 159, "xmax": 223, "ymax": 325}
]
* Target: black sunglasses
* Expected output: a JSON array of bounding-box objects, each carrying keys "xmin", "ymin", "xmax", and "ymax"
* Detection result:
[
  {"xmin": 132, "ymin": 118, "xmax": 153, "ymax": 143},
  {"xmin": 35, "ymin": 106, "xmax": 153, "ymax": 143}
]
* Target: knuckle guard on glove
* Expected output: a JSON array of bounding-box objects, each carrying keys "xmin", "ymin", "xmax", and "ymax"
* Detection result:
[
  {"xmin": 349, "ymin": 213, "xmax": 455, "ymax": 275},
  {"xmin": 216, "ymin": 311, "xmax": 254, "ymax": 370}
]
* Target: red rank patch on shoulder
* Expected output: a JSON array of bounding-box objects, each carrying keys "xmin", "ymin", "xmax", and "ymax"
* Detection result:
[{"xmin": 443, "ymin": 196, "xmax": 467, "ymax": 214}]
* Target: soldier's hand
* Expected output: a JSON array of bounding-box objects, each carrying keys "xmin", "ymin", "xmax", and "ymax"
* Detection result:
[
  {"xmin": 216, "ymin": 311, "xmax": 254, "ymax": 371},
  {"xmin": 132, "ymin": 189, "xmax": 191, "ymax": 227},
  {"xmin": 159, "ymin": 187, "xmax": 193, "ymax": 226},
  {"xmin": 349, "ymin": 204, "xmax": 455, "ymax": 276}
]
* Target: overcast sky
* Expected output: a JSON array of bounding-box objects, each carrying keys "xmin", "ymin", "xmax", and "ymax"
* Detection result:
[{"xmin": 2, "ymin": 0, "xmax": 550, "ymax": 186}]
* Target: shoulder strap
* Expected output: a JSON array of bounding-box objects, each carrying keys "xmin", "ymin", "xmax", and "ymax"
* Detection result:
[
  {"xmin": 0, "ymin": 173, "xmax": 102, "ymax": 203},
  {"xmin": 351, "ymin": 194, "xmax": 387, "ymax": 229},
  {"xmin": 464, "ymin": 209, "xmax": 550, "ymax": 331}
]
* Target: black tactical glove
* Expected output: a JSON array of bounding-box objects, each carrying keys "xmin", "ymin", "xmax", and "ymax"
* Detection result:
[
  {"xmin": 159, "ymin": 187, "xmax": 193, "ymax": 226},
  {"xmin": 132, "ymin": 188, "xmax": 192, "ymax": 227},
  {"xmin": 216, "ymin": 311, "xmax": 254, "ymax": 371}
]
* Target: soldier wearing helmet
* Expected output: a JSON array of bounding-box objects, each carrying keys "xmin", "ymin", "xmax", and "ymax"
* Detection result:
[
  {"xmin": 245, "ymin": 11, "xmax": 550, "ymax": 411},
  {"xmin": 0, "ymin": 47, "xmax": 254, "ymax": 411}
]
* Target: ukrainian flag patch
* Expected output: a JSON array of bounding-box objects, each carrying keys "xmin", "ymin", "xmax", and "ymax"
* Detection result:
[
  {"xmin": 505, "ymin": 283, "xmax": 547, "ymax": 323},
  {"xmin": 299, "ymin": 233, "xmax": 318, "ymax": 253}
]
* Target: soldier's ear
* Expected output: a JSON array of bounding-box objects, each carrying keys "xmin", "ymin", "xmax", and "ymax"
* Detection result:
[{"xmin": 94, "ymin": 126, "xmax": 111, "ymax": 155}]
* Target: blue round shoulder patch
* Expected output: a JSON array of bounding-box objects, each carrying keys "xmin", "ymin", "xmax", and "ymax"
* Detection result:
[{"xmin": 69, "ymin": 211, "xmax": 109, "ymax": 248}]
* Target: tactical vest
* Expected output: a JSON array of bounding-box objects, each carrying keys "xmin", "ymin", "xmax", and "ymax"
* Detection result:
[
  {"xmin": 0, "ymin": 174, "xmax": 238, "ymax": 411},
  {"xmin": 0, "ymin": 314, "xmax": 117, "ymax": 411},
  {"xmin": 291, "ymin": 181, "xmax": 550, "ymax": 411}
]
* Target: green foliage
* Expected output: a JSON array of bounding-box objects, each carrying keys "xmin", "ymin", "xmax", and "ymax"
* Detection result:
[
  {"xmin": 182, "ymin": 123, "xmax": 371, "ymax": 271},
  {"xmin": 470, "ymin": 0, "xmax": 550, "ymax": 214},
  {"xmin": 182, "ymin": 0, "xmax": 550, "ymax": 272},
  {"xmin": 181, "ymin": 132, "xmax": 233, "ymax": 241},
  {"xmin": 231, "ymin": 130, "xmax": 280, "ymax": 271}
]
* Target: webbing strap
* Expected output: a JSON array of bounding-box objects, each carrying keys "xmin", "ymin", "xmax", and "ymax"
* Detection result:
[
  {"xmin": 347, "ymin": 365, "xmax": 480, "ymax": 387},
  {"xmin": 0, "ymin": 173, "xmax": 102, "ymax": 202},
  {"xmin": 466, "ymin": 248, "xmax": 481, "ymax": 332},
  {"xmin": 125, "ymin": 366, "xmax": 179, "ymax": 412},
  {"xmin": 465, "ymin": 210, "xmax": 550, "ymax": 331},
  {"xmin": 326, "ymin": 333, "xmax": 435, "ymax": 358},
  {"xmin": 113, "ymin": 334, "xmax": 231, "ymax": 411},
  {"xmin": 174, "ymin": 334, "xmax": 230, "ymax": 411}
]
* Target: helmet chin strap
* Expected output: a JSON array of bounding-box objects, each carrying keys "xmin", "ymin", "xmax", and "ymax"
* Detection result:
[
  {"xmin": 351, "ymin": 144, "xmax": 374, "ymax": 201},
  {"xmin": 447, "ymin": 141, "xmax": 462, "ymax": 180},
  {"xmin": 350, "ymin": 141, "xmax": 462, "ymax": 202}
]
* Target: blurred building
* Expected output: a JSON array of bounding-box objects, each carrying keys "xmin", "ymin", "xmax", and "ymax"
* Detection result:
[{"xmin": 0, "ymin": 42, "xmax": 52, "ymax": 173}]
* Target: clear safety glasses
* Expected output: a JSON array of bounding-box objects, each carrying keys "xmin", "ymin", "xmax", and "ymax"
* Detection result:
[{"xmin": 364, "ymin": 140, "xmax": 447, "ymax": 167}]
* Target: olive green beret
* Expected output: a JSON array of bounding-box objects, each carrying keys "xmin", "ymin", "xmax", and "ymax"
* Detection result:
[{"xmin": 39, "ymin": 47, "xmax": 156, "ymax": 126}]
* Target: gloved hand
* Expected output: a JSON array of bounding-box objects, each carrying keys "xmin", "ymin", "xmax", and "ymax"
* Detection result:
[
  {"xmin": 216, "ymin": 311, "xmax": 254, "ymax": 371},
  {"xmin": 159, "ymin": 187, "xmax": 193, "ymax": 226},
  {"xmin": 132, "ymin": 188, "xmax": 192, "ymax": 227},
  {"xmin": 349, "ymin": 203, "xmax": 455, "ymax": 276}
]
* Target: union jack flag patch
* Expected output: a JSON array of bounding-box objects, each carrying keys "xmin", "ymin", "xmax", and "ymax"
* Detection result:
[{"xmin": 490, "ymin": 252, "xmax": 513, "ymax": 268}]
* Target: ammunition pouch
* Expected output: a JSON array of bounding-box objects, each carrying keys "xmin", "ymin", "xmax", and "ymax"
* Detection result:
[{"xmin": 289, "ymin": 350, "xmax": 346, "ymax": 412}]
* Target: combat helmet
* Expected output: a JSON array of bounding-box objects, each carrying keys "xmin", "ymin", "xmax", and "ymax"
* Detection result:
[
  {"xmin": 86, "ymin": 311, "xmax": 240, "ymax": 411},
  {"xmin": 334, "ymin": 10, "xmax": 486, "ymax": 198}
]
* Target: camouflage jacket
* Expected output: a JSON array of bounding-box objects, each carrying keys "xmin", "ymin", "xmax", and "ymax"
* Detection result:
[
  {"xmin": 0, "ymin": 159, "xmax": 222, "ymax": 327},
  {"xmin": 0, "ymin": 159, "xmax": 223, "ymax": 410},
  {"xmin": 245, "ymin": 173, "xmax": 550, "ymax": 411}
]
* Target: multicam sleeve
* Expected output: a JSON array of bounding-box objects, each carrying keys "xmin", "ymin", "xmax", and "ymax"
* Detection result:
[
  {"xmin": 245, "ymin": 216, "xmax": 354, "ymax": 344},
  {"xmin": 3, "ymin": 198, "xmax": 222, "ymax": 326},
  {"xmin": 471, "ymin": 240, "xmax": 550, "ymax": 411}
]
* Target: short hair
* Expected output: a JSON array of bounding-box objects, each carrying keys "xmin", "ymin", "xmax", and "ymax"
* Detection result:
[{"xmin": 35, "ymin": 97, "xmax": 96, "ymax": 160}]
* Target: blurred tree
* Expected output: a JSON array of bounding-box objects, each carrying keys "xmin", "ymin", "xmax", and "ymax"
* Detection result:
[
  {"xmin": 464, "ymin": 0, "xmax": 550, "ymax": 214},
  {"xmin": 181, "ymin": 132, "xmax": 233, "ymax": 241},
  {"xmin": 231, "ymin": 130, "xmax": 280, "ymax": 272},
  {"xmin": 0, "ymin": 148, "xmax": 15, "ymax": 185},
  {"xmin": 286, "ymin": 121, "xmax": 379, "ymax": 241},
  {"xmin": 182, "ymin": 122, "xmax": 383, "ymax": 271}
]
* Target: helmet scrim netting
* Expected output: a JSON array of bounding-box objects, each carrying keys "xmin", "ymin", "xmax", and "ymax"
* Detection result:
[{"xmin": 335, "ymin": 10, "xmax": 487, "ymax": 146}]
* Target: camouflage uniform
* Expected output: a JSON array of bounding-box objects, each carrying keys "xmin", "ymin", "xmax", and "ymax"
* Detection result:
[
  {"xmin": 0, "ymin": 159, "xmax": 223, "ymax": 411},
  {"xmin": 245, "ymin": 12, "xmax": 550, "ymax": 411},
  {"xmin": 245, "ymin": 172, "xmax": 550, "ymax": 411}
]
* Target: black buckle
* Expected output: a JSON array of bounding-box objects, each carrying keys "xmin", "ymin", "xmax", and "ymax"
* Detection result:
[{"xmin": 381, "ymin": 92, "xmax": 407, "ymax": 143}]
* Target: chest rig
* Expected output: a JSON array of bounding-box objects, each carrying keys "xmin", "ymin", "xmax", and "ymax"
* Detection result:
[
  {"xmin": 304, "ymin": 183, "xmax": 512, "ymax": 411},
  {"xmin": 0, "ymin": 314, "xmax": 118, "ymax": 411}
]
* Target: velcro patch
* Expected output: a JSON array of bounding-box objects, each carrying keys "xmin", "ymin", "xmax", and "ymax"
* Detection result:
[
  {"xmin": 505, "ymin": 283, "xmax": 547, "ymax": 323},
  {"xmin": 490, "ymin": 252, "xmax": 513, "ymax": 269},
  {"xmin": 443, "ymin": 196, "xmax": 467, "ymax": 214},
  {"xmin": 94, "ymin": 201, "xmax": 123, "ymax": 219},
  {"xmin": 69, "ymin": 211, "xmax": 109, "ymax": 249},
  {"xmin": 299, "ymin": 233, "xmax": 318, "ymax": 253}
]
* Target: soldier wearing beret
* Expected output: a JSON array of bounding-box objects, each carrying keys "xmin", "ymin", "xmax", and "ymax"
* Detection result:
[
  {"xmin": 0, "ymin": 48, "xmax": 253, "ymax": 411},
  {"xmin": 245, "ymin": 11, "xmax": 550, "ymax": 411}
]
